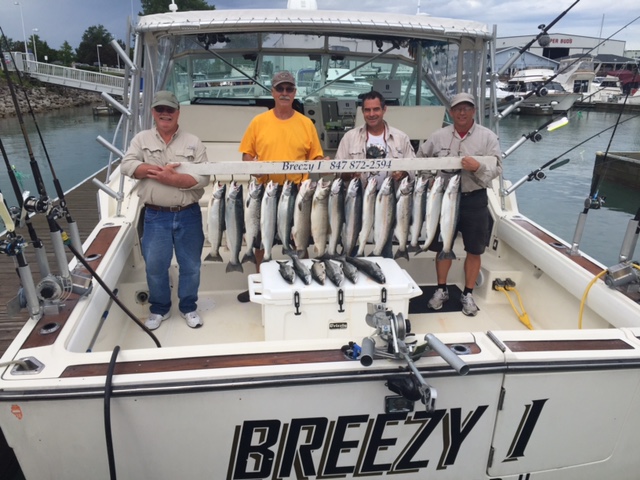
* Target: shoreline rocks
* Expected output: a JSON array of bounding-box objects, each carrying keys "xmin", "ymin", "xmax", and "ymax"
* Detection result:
[{"xmin": 0, "ymin": 83, "xmax": 103, "ymax": 118}]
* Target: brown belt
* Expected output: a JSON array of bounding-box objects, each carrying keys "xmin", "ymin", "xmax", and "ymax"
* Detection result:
[{"xmin": 145, "ymin": 203, "xmax": 197, "ymax": 213}]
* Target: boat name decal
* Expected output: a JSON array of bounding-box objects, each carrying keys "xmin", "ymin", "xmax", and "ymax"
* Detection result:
[{"xmin": 227, "ymin": 406, "xmax": 488, "ymax": 479}]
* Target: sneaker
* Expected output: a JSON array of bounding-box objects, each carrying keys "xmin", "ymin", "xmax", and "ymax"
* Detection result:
[
  {"xmin": 427, "ymin": 288, "xmax": 449, "ymax": 310},
  {"xmin": 460, "ymin": 293, "xmax": 479, "ymax": 317},
  {"xmin": 146, "ymin": 312, "xmax": 170, "ymax": 330},
  {"xmin": 237, "ymin": 290, "xmax": 250, "ymax": 303},
  {"xmin": 181, "ymin": 311, "xmax": 203, "ymax": 328}
]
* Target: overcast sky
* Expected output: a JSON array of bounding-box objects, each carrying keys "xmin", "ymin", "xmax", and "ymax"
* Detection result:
[{"xmin": 2, "ymin": 0, "xmax": 639, "ymax": 52}]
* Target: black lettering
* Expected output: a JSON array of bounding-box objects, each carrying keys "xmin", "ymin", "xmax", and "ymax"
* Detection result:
[
  {"xmin": 361, "ymin": 413, "xmax": 405, "ymax": 473},
  {"xmin": 277, "ymin": 417, "xmax": 328, "ymax": 478},
  {"xmin": 394, "ymin": 409, "xmax": 446, "ymax": 472},
  {"xmin": 323, "ymin": 415, "xmax": 368, "ymax": 476},
  {"xmin": 438, "ymin": 406, "xmax": 488, "ymax": 469},
  {"xmin": 232, "ymin": 420, "xmax": 280, "ymax": 479},
  {"xmin": 504, "ymin": 399, "xmax": 548, "ymax": 462}
]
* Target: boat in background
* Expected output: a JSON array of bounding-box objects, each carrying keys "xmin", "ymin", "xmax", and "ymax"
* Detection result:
[
  {"xmin": 506, "ymin": 67, "xmax": 581, "ymax": 113},
  {"xmin": 555, "ymin": 56, "xmax": 623, "ymax": 104},
  {"xmin": 1, "ymin": 5, "xmax": 640, "ymax": 480}
]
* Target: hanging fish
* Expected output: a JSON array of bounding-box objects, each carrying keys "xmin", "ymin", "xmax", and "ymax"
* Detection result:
[
  {"xmin": 342, "ymin": 177, "xmax": 363, "ymax": 257},
  {"xmin": 260, "ymin": 181, "xmax": 279, "ymax": 262},
  {"xmin": 277, "ymin": 180, "xmax": 297, "ymax": 254},
  {"xmin": 327, "ymin": 177, "xmax": 344, "ymax": 256},
  {"xmin": 438, "ymin": 174, "xmax": 461, "ymax": 261},
  {"xmin": 310, "ymin": 177, "xmax": 331, "ymax": 258},
  {"xmin": 356, "ymin": 177, "xmax": 377, "ymax": 257},
  {"xmin": 205, "ymin": 181, "xmax": 225, "ymax": 262},
  {"xmin": 291, "ymin": 179, "xmax": 316, "ymax": 256},
  {"xmin": 393, "ymin": 176, "xmax": 414, "ymax": 261},
  {"xmin": 225, "ymin": 181, "xmax": 244, "ymax": 273},
  {"xmin": 409, "ymin": 174, "xmax": 430, "ymax": 250},
  {"xmin": 241, "ymin": 180, "xmax": 263, "ymax": 264},
  {"xmin": 417, "ymin": 175, "xmax": 445, "ymax": 255},
  {"xmin": 371, "ymin": 176, "xmax": 395, "ymax": 257}
]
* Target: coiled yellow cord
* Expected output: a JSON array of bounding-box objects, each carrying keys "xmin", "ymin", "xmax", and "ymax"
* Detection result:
[{"xmin": 496, "ymin": 283, "xmax": 534, "ymax": 330}]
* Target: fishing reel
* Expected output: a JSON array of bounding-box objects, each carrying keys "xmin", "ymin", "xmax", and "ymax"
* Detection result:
[
  {"xmin": 22, "ymin": 193, "xmax": 51, "ymax": 214},
  {"xmin": 0, "ymin": 234, "xmax": 26, "ymax": 256}
]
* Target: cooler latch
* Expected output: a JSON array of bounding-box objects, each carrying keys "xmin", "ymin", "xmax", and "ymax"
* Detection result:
[
  {"xmin": 293, "ymin": 291, "xmax": 301, "ymax": 316},
  {"xmin": 337, "ymin": 288, "xmax": 345, "ymax": 312}
]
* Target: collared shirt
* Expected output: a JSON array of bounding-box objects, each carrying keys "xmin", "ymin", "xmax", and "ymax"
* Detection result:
[
  {"xmin": 416, "ymin": 122, "xmax": 502, "ymax": 193},
  {"xmin": 335, "ymin": 121, "xmax": 415, "ymax": 186},
  {"xmin": 121, "ymin": 127, "xmax": 209, "ymax": 207}
]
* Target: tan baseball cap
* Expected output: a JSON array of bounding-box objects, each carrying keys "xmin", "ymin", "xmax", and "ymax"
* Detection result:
[{"xmin": 450, "ymin": 92, "xmax": 476, "ymax": 108}]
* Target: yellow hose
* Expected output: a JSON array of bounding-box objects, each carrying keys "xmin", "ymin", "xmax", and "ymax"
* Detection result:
[{"xmin": 579, "ymin": 263, "xmax": 640, "ymax": 329}]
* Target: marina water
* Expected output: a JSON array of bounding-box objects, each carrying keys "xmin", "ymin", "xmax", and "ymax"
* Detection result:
[{"xmin": 1, "ymin": 105, "xmax": 639, "ymax": 268}]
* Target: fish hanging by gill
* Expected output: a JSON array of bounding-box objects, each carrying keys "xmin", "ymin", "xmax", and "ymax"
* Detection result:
[
  {"xmin": 342, "ymin": 177, "xmax": 363, "ymax": 257},
  {"xmin": 356, "ymin": 177, "xmax": 377, "ymax": 257},
  {"xmin": 345, "ymin": 256, "xmax": 386, "ymax": 284},
  {"xmin": 205, "ymin": 181, "xmax": 226, "ymax": 262},
  {"xmin": 260, "ymin": 180, "xmax": 279, "ymax": 262},
  {"xmin": 292, "ymin": 179, "xmax": 316, "ymax": 256},
  {"xmin": 438, "ymin": 174, "xmax": 461, "ymax": 261},
  {"xmin": 310, "ymin": 177, "xmax": 331, "ymax": 258},
  {"xmin": 417, "ymin": 175, "xmax": 445, "ymax": 255},
  {"xmin": 277, "ymin": 180, "xmax": 296, "ymax": 254},
  {"xmin": 241, "ymin": 180, "xmax": 263, "ymax": 264},
  {"xmin": 393, "ymin": 176, "xmax": 414, "ymax": 261},
  {"xmin": 327, "ymin": 177, "xmax": 344, "ymax": 257},
  {"xmin": 409, "ymin": 174, "xmax": 430, "ymax": 250},
  {"xmin": 225, "ymin": 181, "xmax": 244, "ymax": 273},
  {"xmin": 371, "ymin": 176, "xmax": 395, "ymax": 257}
]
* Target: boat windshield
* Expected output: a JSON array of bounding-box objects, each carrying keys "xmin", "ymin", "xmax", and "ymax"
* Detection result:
[{"xmin": 158, "ymin": 32, "xmax": 463, "ymax": 107}]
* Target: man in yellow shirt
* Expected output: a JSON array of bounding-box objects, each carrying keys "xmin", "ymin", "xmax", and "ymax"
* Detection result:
[{"xmin": 237, "ymin": 70, "xmax": 325, "ymax": 302}]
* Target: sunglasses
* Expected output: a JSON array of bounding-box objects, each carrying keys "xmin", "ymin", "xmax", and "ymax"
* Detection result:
[
  {"xmin": 273, "ymin": 85, "xmax": 296, "ymax": 93},
  {"xmin": 154, "ymin": 106, "xmax": 177, "ymax": 114},
  {"xmin": 452, "ymin": 105, "xmax": 474, "ymax": 113}
]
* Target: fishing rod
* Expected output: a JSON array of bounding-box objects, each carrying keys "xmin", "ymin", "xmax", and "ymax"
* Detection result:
[
  {"xmin": 496, "ymin": 0, "xmax": 581, "ymax": 77},
  {"xmin": 0, "ymin": 28, "xmax": 84, "ymax": 254},
  {"xmin": 495, "ymin": 13, "xmax": 640, "ymax": 121},
  {"xmin": 1, "ymin": 39, "xmax": 91, "ymax": 309},
  {"xmin": 502, "ymin": 111, "xmax": 640, "ymax": 197},
  {"xmin": 568, "ymin": 90, "xmax": 632, "ymax": 256},
  {"xmin": 0, "ymin": 189, "xmax": 42, "ymax": 320}
]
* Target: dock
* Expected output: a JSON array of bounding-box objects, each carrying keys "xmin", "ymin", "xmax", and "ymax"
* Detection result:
[
  {"xmin": 0, "ymin": 175, "xmax": 101, "ymax": 357},
  {"xmin": 591, "ymin": 151, "xmax": 640, "ymax": 191}
]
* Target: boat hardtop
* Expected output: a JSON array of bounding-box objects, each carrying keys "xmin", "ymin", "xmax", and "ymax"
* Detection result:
[{"xmin": 1, "ymin": 6, "xmax": 640, "ymax": 480}]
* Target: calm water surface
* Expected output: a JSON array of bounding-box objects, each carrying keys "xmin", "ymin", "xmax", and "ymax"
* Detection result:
[{"xmin": 1, "ymin": 105, "xmax": 639, "ymax": 267}]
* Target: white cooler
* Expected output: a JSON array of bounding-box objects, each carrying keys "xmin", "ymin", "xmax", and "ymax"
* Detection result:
[{"xmin": 248, "ymin": 257, "xmax": 421, "ymax": 341}]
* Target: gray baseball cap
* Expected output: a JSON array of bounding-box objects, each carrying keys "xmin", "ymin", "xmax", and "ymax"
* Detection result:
[{"xmin": 151, "ymin": 90, "xmax": 179, "ymax": 109}]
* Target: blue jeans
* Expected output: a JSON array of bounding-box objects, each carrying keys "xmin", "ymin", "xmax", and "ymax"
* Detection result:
[{"xmin": 141, "ymin": 204, "xmax": 204, "ymax": 315}]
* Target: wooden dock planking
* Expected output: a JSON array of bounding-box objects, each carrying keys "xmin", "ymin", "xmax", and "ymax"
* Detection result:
[{"xmin": 0, "ymin": 176, "xmax": 101, "ymax": 357}]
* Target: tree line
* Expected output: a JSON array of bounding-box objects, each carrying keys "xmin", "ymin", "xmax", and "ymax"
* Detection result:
[{"xmin": 2, "ymin": 0, "xmax": 214, "ymax": 68}]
